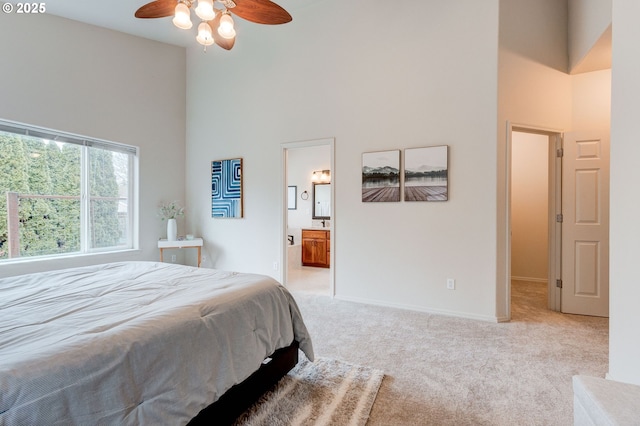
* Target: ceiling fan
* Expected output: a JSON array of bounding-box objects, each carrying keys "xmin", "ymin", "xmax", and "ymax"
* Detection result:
[{"xmin": 135, "ymin": 0, "xmax": 292, "ymax": 51}]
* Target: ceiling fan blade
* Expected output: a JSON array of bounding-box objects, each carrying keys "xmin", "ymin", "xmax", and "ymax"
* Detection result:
[
  {"xmin": 135, "ymin": 0, "xmax": 177, "ymax": 19},
  {"xmin": 210, "ymin": 12, "xmax": 236, "ymax": 50},
  {"xmin": 214, "ymin": 33, "xmax": 236, "ymax": 50},
  {"xmin": 230, "ymin": 0, "xmax": 292, "ymax": 25}
]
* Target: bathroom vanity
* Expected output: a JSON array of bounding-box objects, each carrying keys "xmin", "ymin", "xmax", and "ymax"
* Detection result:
[{"xmin": 301, "ymin": 228, "xmax": 330, "ymax": 268}]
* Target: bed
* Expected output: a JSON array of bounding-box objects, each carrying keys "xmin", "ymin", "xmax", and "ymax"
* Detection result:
[{"xmin": 0, "ymin": 261, "xmax": 314, "ymax": 425}]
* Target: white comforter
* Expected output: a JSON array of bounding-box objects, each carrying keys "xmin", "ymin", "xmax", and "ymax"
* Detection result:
[{"xmin": 0, "ymin": 261, "xmax": 313, "ymax": 425}]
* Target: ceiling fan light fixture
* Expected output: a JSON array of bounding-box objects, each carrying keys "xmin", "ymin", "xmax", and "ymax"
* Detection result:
[
  {"xmin": 135, "ymin": 0, "xmax": 292, "ymax": 51},
  {"xmin": 173, "ymin": 2, "xmax": 193, "ymax": 30},
  {"xmin": 195, "ymin": 0, "xmax": 215, "ymax": 21},
  {"xmin": 218, "ymin": 13, "xmax": 236, "ymax": 39},
  {"xmin": 196, "ymin": 21, "xmax": 215, "ymax": 46}
]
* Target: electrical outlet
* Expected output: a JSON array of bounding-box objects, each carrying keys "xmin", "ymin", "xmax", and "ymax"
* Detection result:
[
  {"xmin": 171, "ymin": 254, "xmax": 177, "ymax": 262},
  {"xmin": 447, "ymin": 278, "xmax": 455, "ymax": 290}
]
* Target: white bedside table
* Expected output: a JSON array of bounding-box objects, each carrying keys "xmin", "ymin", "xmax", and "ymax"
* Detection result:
[{"xmin": 158, "ymin": 237, "xmax": 204, "ymax": 267}]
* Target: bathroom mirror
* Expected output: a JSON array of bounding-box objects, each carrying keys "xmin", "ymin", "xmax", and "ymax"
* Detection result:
[{"xmin": 312, "ymin": 183, "xmax": 331, "ymax": 219}]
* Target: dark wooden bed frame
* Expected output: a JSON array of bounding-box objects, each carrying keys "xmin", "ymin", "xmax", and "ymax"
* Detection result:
[{"xmin": 188, "ymin": 340, "xmax": 299, "ymax": 425}]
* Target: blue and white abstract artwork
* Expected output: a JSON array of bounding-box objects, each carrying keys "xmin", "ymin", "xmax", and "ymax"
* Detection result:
[{"xmin": 211, "ymin": 158, "xmax": 243, "ymax": 218}]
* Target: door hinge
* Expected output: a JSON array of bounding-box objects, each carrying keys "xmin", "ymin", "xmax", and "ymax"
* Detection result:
[
  {"xmin": 556, "ymin": 214, "xmax": 563, "ymax": 223},
  {"xmin": 556, "ymin": 279, "xmax": 563, "ymax": 288},
  {"xmin": 556, "ymin": 148, "xmax": 564, "ymax": 157}
]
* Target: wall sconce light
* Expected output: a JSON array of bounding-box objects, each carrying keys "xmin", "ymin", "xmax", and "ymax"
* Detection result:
[{"xmin": 312, "ymin": 170, "xmax": 331, "ymax": 182}]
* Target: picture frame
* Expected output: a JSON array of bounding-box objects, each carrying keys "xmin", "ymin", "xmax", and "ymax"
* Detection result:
[
  {"xmin": 362, "ymin": 150, "xmax": 401, "ymax": 202},
  {"xmin": 404, "ymin": 145, "xmax": 448, "ymax": 201},
  {"xmin": 288, "ymin": 185, "xmax": 297, "ymax": 210},
  {"xmin": 211, "ymin": 158, "xmax": 243, "ymax": 218}
]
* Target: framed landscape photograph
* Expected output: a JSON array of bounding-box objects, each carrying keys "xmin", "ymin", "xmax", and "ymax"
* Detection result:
[
  {"xmin": 211, "ymin": 158, "xmax": 243, "ymax": 218},
  {"xmin": 404, "ymin": 145, "xmax": 448, "ymax": 201},
  {"xmin": 362, "ymin": 150, "xmax": 401, "ymax": 202}
]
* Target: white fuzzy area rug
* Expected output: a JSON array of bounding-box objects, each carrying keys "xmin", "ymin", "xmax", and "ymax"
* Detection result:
[{"xmin": 234, "ymin": 357, "xmax": 384, "ymax": 426}]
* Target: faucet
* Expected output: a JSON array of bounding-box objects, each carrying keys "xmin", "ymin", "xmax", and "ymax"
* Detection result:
[
  {"xmin": 321, "ymin": 220, "xmax": 326, "ymax": 227},
  {"xmin": 287, "ymin": 235, "xmax": 294, "ymax": 245}
]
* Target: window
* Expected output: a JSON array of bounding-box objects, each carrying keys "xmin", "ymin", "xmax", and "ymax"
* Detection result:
[{"xmin": 0, "ymin": 119, "xmax": 138, "ymax": 261}]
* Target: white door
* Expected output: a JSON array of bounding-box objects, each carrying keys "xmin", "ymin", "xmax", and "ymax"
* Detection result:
[{"xmin": 561, "ymin": 132, "xmax": 609, "ymax": 317}]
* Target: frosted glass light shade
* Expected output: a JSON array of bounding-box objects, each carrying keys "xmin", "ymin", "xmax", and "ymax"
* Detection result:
[
  {"xmin": 218, "ymin": 13, "xmax": 236, "ymax": 39},
  {"xmin": 195, "ymin": 0, "xmax": 215, "ymax": 21},
  {"xmin": 196, "ymin": 22, "xmax": 215, "ymax": 46},
  {"xmin": 173, "ymin": 3, "xmax": 193, "ymax": 29}
]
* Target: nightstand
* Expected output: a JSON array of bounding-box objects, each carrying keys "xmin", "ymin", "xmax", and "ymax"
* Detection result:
[{"xmin": 158, "ymin": 237, "xmax": 204, "ymax": 267}]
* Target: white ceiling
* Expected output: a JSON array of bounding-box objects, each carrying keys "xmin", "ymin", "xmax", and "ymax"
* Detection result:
[{"xmin": 46, "ymin": 0, "xmax": 315, "ymax": 47}]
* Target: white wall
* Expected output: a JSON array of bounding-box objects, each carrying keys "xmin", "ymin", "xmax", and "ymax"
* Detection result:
[
  {"xmin": 568, "ymin": 0, "xmax": 612, "ymax": 72},
  {"xmin": 572, "ymin": 70, "xmax": 611, "ymax": 131},
  {"xmin": 0, "ymin": 14, "xmax": 186, "ymax": 278},
  {"xmin": 186, "ymin": 0, "xmax": 501, "ymax": 320},
  {"xmin": 609, "ymin": 0, "xmax": 640, "ymax": 385},
  {"xmin": 511, "ymin": 132, "xmax": 548, "ymax": 282}
]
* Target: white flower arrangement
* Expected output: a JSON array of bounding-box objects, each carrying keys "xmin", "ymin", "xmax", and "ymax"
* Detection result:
[{"xmin": 157, "ymin": 201, "xmax": 184, "ymax": 221}]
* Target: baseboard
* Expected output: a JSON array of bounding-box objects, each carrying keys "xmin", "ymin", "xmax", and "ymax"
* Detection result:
[
  {"xmin": 511, "ymin": 276, "xmax": 548, "ymax": 283},
  {"xmin": 334, "ymin": 294, "xmax": 501, "ymax": 323}
]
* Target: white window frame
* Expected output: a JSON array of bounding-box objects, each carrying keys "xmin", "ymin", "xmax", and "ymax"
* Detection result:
[{"xmin": 0, "ymin": 118, "xmax": 139, "ymax": 261}]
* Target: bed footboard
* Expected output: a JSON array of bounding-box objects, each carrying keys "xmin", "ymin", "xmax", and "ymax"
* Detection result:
[{"xmin": 188, "ymin": 340, "xmax": 300, "ymax": 425}]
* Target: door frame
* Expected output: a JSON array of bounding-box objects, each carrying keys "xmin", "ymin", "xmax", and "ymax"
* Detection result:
[
  {"xmin": 280, "ymin": 137, "xmax": 335, "ymax": 296},
  {"xmin": 506, "ymin": 122, "xmax": 563, "ymax": 318}
]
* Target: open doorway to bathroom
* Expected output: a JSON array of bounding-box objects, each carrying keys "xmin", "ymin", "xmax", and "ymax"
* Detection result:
[{"xmin": 282, "ymin": 138, "xmax": 334, "ymax": 296}]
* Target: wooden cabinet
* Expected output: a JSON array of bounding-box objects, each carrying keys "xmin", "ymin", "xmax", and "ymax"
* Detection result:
[{"xmin": 302, "ymin": 229, "xmax": 330, "ymax": 268}]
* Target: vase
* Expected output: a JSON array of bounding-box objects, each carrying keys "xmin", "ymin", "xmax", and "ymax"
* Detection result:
[{"xmin": 167, "ymin": 218, "xmax": 177, "ymax": 241}]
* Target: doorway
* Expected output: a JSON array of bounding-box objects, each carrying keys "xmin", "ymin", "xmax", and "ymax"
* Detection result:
[
  {"xmin": 508, "ymin": 125, "xmax": 610, "ymax": 318},
  {"xmin": 508, "ymin": 126, "xmax": 562, "ymax": 317},
  {"xmin": 510, "ymin": 130, "xmax": 558, "ymax": 314},
  {"xmin": 281, "ymin": 138, "xmax": 334, "ymax": 296}
]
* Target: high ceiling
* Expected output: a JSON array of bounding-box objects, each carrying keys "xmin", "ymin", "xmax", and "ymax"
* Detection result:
[
  {"xmin": 46, "ymin": 1, "xmax": 610, "ymax": 72},
  {"xmin": 46, "ymin": 0, "xmax": 315, "ymax": 47}
]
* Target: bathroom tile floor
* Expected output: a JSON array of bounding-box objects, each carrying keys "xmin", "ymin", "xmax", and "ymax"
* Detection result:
[{"xmin": 285, "ymin": 265, "xmax": 330, "ymax": 295}]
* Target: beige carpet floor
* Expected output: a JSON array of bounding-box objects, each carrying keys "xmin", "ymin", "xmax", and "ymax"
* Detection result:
[{"xmin": 291, "ymin": 280, "xmax": 608, "ymax": 425}]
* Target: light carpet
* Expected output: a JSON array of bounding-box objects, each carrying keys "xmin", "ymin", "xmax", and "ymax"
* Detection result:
[
  {"xmin": 234, "ymin": 357, "xmax": 384, "ymax": 426},
  {"xmin": 289, "ymin": 280, "xmax": 609, "ymax": 425}
]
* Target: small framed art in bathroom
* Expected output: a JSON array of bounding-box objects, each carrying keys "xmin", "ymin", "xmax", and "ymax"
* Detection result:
[{"xmin": 288, "ymin": 185, "xmax": 297, "ymax": 210}]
